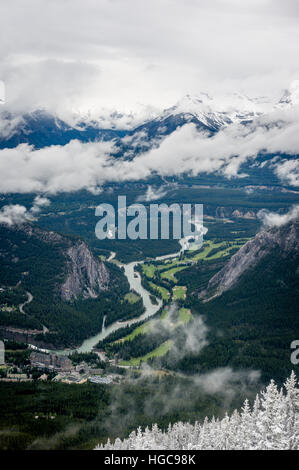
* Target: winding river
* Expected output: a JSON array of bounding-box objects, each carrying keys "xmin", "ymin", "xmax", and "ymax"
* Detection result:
[
  {"xmin": 51, "ymin": 228, "xmax": 203, "ymax": 355},
  {"xmin": 52, "ymin": 257, "xmax": 165, "ymax": 355},
  {"xmin": 72, "ymin": 261, "xmax": 163, "ymax": 354}
]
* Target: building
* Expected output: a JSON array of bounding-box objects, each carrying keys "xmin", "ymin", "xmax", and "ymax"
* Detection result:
[
  {"xmin": 89, "ymin": 368, "xmax": 104, "ymax": 375},
  {"xmin": 75, "ymin": 361, "xmax": 89, "ymax": 373},
  {"xmin": 89, "ymin": 375, "xmax": 113, "ymax": 384},
  {"xmin": 30, "ymin": 351, "xmax": 72, "ymax": 371},
  {"xmin": 2, "ymin": 373, "xmax": 32, "ymax": 382},
  {"xmin": 53, "ymin": 372, "xmax": 87, "ymax": 384}
]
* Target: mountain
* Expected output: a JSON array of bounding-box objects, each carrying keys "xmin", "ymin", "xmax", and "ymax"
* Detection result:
[
  {"xmin": 0, "ymin": 87, "xmax": 288, "ymax": 151},
  {"xmin": 0, "ymin": 223, "xmax": 110, "ymax": 301},
  {"xmin": 0, "ymin": 110, "xmax": 126, "ymax": 150},
  {"xmin": 200, "ymin": 219, "xmax": 299, "ymax": 301},
  {"xmin": 276, "ymin": 80, "xmax": 299, "ymax": 109},
  {"xmin": 0, "ymin": 84, "xmax": 298, "ymax": 181},
  {"xmin": 154, "ymin": 91, "xmax": 269, "ymax": 127},
  {"xmin": 131, "ymin": 94, "xmax": 227, "ymax": 140},
  {"xmin": 159, "ymin": 218, "xmax": 299, "ymax": 383},
  {"xmin": 0, "ymin": 223, "xmax": 131, "ymax": 347},
  {"xmin": 60, "ymin": 239, "xmax": 109, "ymax": 301},
  {"xmin": 120, "ymin": 91, "xmax": 275, "ymax": 155}
]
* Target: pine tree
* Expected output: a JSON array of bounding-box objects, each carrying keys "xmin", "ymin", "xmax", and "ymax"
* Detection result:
[{"xmin": 95, "ymin": 374, "xmax": 299, "ymax": 451}]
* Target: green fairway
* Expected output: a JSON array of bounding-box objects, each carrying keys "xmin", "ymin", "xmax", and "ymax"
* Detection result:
[
  {"xmin": 116, "ymin": 321, "xmax": 153, "ymax": 343},
  {"xmin": 119, "ymin": 340, "xmax": 174, "ymax": 366},
  {"xmin": 124, "ymin": 292, "xmax": 141, "ymax": 304},
  {"xmin": 189, "ymin": 240, "xmax": 225, "ymax": 261},
  {"xmin": 149, "ymin": 282, "xmax": 170, "ymax": 301},
  {"xmin": 178, "ymin": 308, "xmax": 192, "ymax": 324},
  {"xmin": 160, "ymin": 308, "xmax": 169, "ymax": 320},
  {"xmin": 142, "ymin": 264, "xmax": 156, "ymax": 278},
  {"xmin": 161, "ymin": 266, "xmax": 187, "ymax": 282},
  {"xmin": 142, "ymin": 239, "xmax": 247, "ymax": 286},
  {"xmin": 172, "ymin": 285, "xmax": 187, "ymax": 300}
]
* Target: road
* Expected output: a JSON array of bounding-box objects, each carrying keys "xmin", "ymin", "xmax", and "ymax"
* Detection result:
[{"xmin": 19, "ymin": 292, "xmax": 33, "ymax": 314}]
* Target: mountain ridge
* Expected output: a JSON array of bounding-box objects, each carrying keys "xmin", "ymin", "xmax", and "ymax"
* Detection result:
[
  {"xmin": 1, "ymin": 82, "xmax": 298, "ymax": 151},
  {"xmin": 1, "ymin": 222, "xmax": 110, "ymax": 302},
  {"xmin": 0, "ymin": 222, "xmax": 133, "ymax": 347},
  {"xmin": 200, "ymin": 218, "xmax": 299, "ymax": 301}
]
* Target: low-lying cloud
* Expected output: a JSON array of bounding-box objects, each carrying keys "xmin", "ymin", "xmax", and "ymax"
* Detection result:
[
  {"xmin": 149, "ymin": 303, "xmax": 209, "ymax": 360},
  {"xmin": 0, "ymin": 204, "xmax": 33, "ymax": 226},
  {"xmin": 104, "ymin": 303, "xmax": 261, "ymax": 436},
  {"xmin": 275, "ymin": 159, "xmax": 299, "ymax": 187},
  {"xmin": 136, "ymin": 185, "xmax": 169, "ymax": 202},
  {"xmin": 0, "ymin": 195, "xmax": 50, "ymax": 226},
  {"xmin": 0, "ymin": 140, "xmax": 116, "ymax": 194},
  {"xmin": 258, "ymin": 204, "xmax": 299, "ymax": 227},
  {"xmin": 193, "ymin": 367, "xmax": 261, "ymax": 396},
  {"xmin": 0, "ymin": 106, "xmax": 299, "ymax": 194}
]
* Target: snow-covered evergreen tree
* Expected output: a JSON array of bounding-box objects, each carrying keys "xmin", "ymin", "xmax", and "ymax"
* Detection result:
[{"xmin": 95, "ymin": 373, "xmax": 299, "ymax": 450}]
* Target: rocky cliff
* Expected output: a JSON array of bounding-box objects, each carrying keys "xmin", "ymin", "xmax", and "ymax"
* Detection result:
[
  {"xmin": 200, "ymin": 219, "xmax": 299, "ymax": 301},
  {"xmin": 2, "ymin": 223, "xmax": 110, "ymax": 301},
  {"xmin": 60, "ymin": 241, "xmax": 109, "ymax": 301}
]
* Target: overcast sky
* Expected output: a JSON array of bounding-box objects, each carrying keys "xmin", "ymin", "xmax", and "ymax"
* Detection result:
[{"xmin": 1, "ymin": 0, "xmax": 299, "ymax": 116}]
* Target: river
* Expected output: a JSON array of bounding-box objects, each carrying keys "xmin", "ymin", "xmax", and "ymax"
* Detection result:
[
  {"xmin": 50, "ymin": 225, "xmax": 205, "ymax": 355},
  {"xmin": 52, "ymin": 257, "xmax": 165, "ymax": 355},
  {"xmin": 69, "ymin": 260, "xmax": 163, "ymax": 354}
]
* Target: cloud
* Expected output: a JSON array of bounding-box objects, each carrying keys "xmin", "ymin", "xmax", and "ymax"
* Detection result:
[
  {"xmin": 148, "ymin": 304, "xmax": 209, "ymax": 362},
  {"xmin": 0, "ymin": 196, "xmax": 51, "ymax": 225},
  {"xmin": 0, "ymin": 80, "xmax": 5, "ymax": 104},
  {"xmin": 193, "ymin": 367, "xmax": 261, "ymax": 396},
  {"xmin": 131, "ymin": 107, "xmax": 299, "ymax": 181},
  {"xmin": 105, "ymin": 364, "xmax": 261, "ymax": 437},
  {"xmin": 1, "ymin": 59, "xmax": 100, "ymax": 118},
  {"xmin": 136, "ymin": 185, "xmax": 169, "ymax": 202},
  {"xmin": 0, "ymin": 104, "xmax": 299, "ymax": 194},
  {"xmin": 0, "ymin": 140, "xmax": 116, "ymax": 194},
  {"xmin": 30, "ymin": 195, "xmax": 50, "ymax": 214},
  {"xmin": 257, "ymin": 204, "xmax": 299, "ymax": 227},
  {"xmin": 98, "ymin": 303, "xmax": 262, "ymax": 435},
  {"xmin": 0, "ymin": 3, "xmax": 299, "ymax": 194},
  {"xmin": 1, "ymin": 1, "xmax": 299, "ymax": 115},
  {"xmin": 274, "ymin": 159, "xmax": 299, "ymax": 187},
  {"xmin": 0, "ymin": 204, "xmax": 33, "ymax": 226},
  {"xmin": 122, "ymin": 131, "xmax": 149, "ymax": 148}
]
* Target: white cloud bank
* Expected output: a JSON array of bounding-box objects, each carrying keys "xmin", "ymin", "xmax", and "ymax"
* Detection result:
[
  {"xmin": 0, "ymin": 105, "xmax": 299, "ymax": 194},
  {"xmin": 0, "ymin": 140, "xmax": 116, "ymax": 194},
  {"xmin": 275, "ymin": 159, "xmax": 299, "ymax": 187},
  {"xmin": 0, "ymin": 204, "xmax": 33, "ymax": 226},
  {"xmin": 0, "ymin": 196, "xmax": 50, "ymax": 226},
  {"xmin": 1, "ymin": 0, "xmax": 299, "ymax": 116},
  {"xmin": 257, "ymin": 204, "xmax": 299, "ymax": 227}
]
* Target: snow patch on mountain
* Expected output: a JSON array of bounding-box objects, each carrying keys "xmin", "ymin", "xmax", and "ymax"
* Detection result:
[
  {"xmin": 276, "ymin": 80, "xmax": 299, "ymax": 109},
  {"xmin": 157, "ymin": 91, "xmax": 273, "ymax": 130}
]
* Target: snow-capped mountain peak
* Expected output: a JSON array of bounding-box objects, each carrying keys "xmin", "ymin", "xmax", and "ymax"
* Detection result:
[
  {"xmin": 157, "ymin": 90, "xmax": 271, "ymax": 130},
  {"xmin": 277, "ymin": 80, "xmax": 299, "ymax": 108},
  {"xmin": 1, "ymin": 82, "xmax": 298, "ymax": 151},
  {"xmin": 163, "ymin": 93, "xmax": 213, "ymax": 117},
  {"xmin": 158, "ymin": 93, "xmax": 232, "ymax": 130}
]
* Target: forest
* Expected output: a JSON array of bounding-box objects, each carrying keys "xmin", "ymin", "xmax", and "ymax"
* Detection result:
[
  {"xmin": 0, "ymin": 371, "xmax": 260, "ymax": 450},
  {"xmin": 97, "ymin": 372, "xmax": 299, "ymax": 450},
  {"xmin": 0, "ymin": 225, "xmax": 144, "ymax": 347}
]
